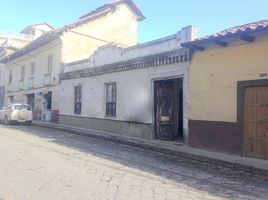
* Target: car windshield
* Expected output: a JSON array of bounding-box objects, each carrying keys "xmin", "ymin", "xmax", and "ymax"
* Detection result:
[{"xmin": 14, "ymin": 105, "xmax": 31, "ymax": 111}]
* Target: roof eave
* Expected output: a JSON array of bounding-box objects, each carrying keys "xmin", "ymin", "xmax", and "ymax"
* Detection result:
[
  {"xmin": 182, "ymin": 26, "xmax": 268, "ymax": 48},
  {"xmin": 122, "ymin": 0, "xmax": 145, "ymax": 21},
  {"xmin": 0, "ymin": 32, "xmax": 61, "ymax": 64}
]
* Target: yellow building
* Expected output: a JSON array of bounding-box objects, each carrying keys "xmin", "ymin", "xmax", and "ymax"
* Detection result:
[
  {"xmin": 0, "ymin": 0, "xmax": 144, "ymax": 122},
  {"xmin": 182, "ymin": 20, "xmax": 268, "ymax": 159}
]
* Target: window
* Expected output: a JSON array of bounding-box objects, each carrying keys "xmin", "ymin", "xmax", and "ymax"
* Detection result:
[
  {"xmin": 30, "ymin": 61, "xmax": 35, "ymax": 75},
  {"xmin": 21, "ymin": 65, "xmax": 25, "ymax": 81},
  {"xmin": 9, "ymin": 96, "xmax": 14, "ymax": 103},
  {"xmin": 44, "ymin": 92, "xmax": 52, "ymax": 110},
  {"xmin": 74, "ymin": 85, "xmax": 82, "ymax": 115},
  {"xmin": 106, "ymin": 83, "xmax": 116, "ymax": 117},
  {"xmin": 14, "ymin": 105, "xmax": 31, "ymax": 111},
  {"xmin": 8, "ymin": 70, "xmax": 12, "ymax": 84},
  {"xmin": 48, "ymin": 54, "xmax": 53, "ymax": 73}
]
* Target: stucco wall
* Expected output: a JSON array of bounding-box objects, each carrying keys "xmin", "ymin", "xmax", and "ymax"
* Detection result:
[
  {"xmin": 61, "ymin": 3, "xmax": 139, "ymax": 64},
  {"xmin": 189, "ymin": 34, "xmax": 268, "ymax": 123},
  {"xmin": 60, "ymin": 62, "xmax": 189, "ymax": 137},
  {"xmin": 64, "ymin": 26, "xmax": 197, "ymax": 73},
  {"xmin": 4, "ymin": 40, "xmax": 62, "ymax": 110}
]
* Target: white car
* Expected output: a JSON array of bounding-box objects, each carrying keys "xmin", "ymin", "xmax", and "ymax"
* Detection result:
[{"xmin": 0, "ymin": 103, "xmax": 33, "ymax": 125}]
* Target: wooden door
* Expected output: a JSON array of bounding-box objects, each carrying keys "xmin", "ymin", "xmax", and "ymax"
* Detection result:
[
  {"xmin": 245, "ymin": 87, "xmax": 268, "ymax": 159},
  {"xmin": 27, "ymin": 94, "xmax": 35, "ymax": 109},
  {"xmin": 155, "ymin": 81, "xmax": 174, "ymax": 140}
]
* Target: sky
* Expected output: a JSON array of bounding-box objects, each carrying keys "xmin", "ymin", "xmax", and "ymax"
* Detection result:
[{"xmin": 0, "ymin": 0, "xmax": 268, "ymax": 43}]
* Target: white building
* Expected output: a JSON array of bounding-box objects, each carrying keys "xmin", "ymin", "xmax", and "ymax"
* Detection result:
[
  {"xmin": 59, "ymin": 26, "xmax": 198, "ymax": 142},
  {"xmin": 0, "ymin": 23, "xmax": 53, "ymax": 107},
  {"xmin": 0, "ymin": 0, "xmax": 145, "ymax": 122},
  {"xmin": 0, "ymin": 63, "xmax": 4, "ymax": 107}
]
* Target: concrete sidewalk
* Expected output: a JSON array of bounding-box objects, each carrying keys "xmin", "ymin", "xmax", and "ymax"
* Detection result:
[{"xmin": 33, "ymin": 120, "xmax": 268, "ymax": 176}]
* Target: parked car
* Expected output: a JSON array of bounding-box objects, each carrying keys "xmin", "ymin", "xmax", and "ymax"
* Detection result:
[{"xmin": 0, "ymin": 103, "xmax": 33, "ymax": 125}]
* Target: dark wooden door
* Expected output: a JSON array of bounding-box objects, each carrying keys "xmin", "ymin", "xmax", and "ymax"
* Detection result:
[
  {"xmin": 155, "ymin": 81, "xmax": 174, "ymax": 140},
  {"xmin": 245, "ymin": 87, "xmax": 268, "ymax": 159},
  {"xmin": 27, "ymin": 94, "xmax": 35, "ymax": 109}
]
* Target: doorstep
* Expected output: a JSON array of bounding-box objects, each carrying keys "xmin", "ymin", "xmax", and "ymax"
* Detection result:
[{"xmin": 32, "ymin": 120, "xmax": 268, "ymax": 176}]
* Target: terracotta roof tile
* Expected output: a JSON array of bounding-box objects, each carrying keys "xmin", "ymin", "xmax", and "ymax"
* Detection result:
[
  {"xmin": 182, "ymin": 19, "xmax": 268, "ymax": 47},
  {"xmin": 79, "ymin": 0, "xmax": 145, "ymax": 21},
  {"xmin": 201, "ymin": 19, "xmax": 268, "ymax": 40}
]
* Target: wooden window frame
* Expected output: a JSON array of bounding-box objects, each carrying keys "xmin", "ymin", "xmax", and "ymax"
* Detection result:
[
  {"xmin": 105, "ymin": 82, "xmax": 117, "ymax": 117},
  {"xmin": 74, "ymin": 85, "xmax": 82, "ymax": 115}
]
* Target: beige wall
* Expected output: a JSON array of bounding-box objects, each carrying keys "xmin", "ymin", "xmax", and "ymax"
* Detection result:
[
  {"xmin": 61, "ymin": 3, "xmax": 139, "ymax": 63},
  {"xmin": 2, "ymin": 1, "xmax": 140, "ymax": 111},
  {"xmin": 189, "ymin": 34, "xmax": 268, "ymax": 122}
]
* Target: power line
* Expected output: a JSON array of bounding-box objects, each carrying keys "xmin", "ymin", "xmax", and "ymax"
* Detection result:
[
  {"xmin": 2, "ymin": 29, "xmax": 130, "ymax": 66},
  {"xmin": 68, "ymin": 30, "xmax": 130, "ymax": 47}
]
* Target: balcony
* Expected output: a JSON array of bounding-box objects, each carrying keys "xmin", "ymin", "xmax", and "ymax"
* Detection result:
[
  {"xmin": 44, "ymin": 73, "xmax": 52, "ymax": 86},
  {"xmin": 18, "ymin": 80, "xmax": 24, "ymax": 90},
  {"xmin": 28, "ymin": 77, "xmax": 34, "ymax": 89},
  {"xmin": 0, "ymin": 30, "xmax": 36, "ymax": 41}
]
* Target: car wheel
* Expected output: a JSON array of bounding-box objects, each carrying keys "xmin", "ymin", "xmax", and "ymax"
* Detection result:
[{"xmin": 4, "ymin": 116, "xmax": 9, "ymax": 125}]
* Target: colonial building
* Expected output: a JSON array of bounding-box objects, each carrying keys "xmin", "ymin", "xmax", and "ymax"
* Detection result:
[
  {"xmin": 182, "ymin": 20, "xmax": 268, "ymax": 159},
  {"xmin": 0, "ymin": 0, "xmax": 145, "ymax": 122},
  {"xmin": 0, "ymin": 24, "xmax": 53, "ymax": 107},
  {"xmin": 0, "ymin": 63, "xmax": 4, "ymax": 107},
  {"xmin": 59, "ymin": 26, "xmax": 197, "ymax": 141}
]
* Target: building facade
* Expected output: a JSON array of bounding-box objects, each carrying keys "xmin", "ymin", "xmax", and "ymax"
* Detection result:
[
  {"xmin": 183, "ymin": 20, "xmax": 268, "ymax": 159},
  {"xmin": 0, "ymin": 0, "xmax": 145, "ymax": 122},
  {"xmin": 59, "ymin": 26, "xmax": 197, "ymax": 142},
  {"xmin": 0, "ymin": 63, "xmax": 4, "ymax": 107}
]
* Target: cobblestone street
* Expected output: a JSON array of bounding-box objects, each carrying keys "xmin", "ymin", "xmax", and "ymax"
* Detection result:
[{"xmin": 0, "ymin": 125, "xmax": 267, "ymax": 200}]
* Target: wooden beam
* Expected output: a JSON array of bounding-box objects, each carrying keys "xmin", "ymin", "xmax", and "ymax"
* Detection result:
[
  {"xmin": 239, "ymin": 35, "xmax": 255, "ymax": 42},
  {"xmin": 192, "ymin": 46, "xmax": 205, "ymax": 51},
  {"xmin": 213, "ymin": 40, "xmax": 228, "ymax": 47}
]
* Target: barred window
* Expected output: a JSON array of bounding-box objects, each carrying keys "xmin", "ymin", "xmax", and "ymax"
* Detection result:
[
  {"xmin": 74, "ymin": 85, "xmax": 82, "ymax": 115},
  {"xmin": 106, "ymin": 83, "xmax": 116, "ymax": 117}
]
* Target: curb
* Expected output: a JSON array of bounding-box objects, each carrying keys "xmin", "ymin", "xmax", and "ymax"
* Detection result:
[{"xmin": 33, "ymin": 122, "xmax": 268, "ymax": 176}]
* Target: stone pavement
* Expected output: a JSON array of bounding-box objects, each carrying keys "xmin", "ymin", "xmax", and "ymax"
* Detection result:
[
  {"xmin": 33, "ymin": 120, "xmax": 268, "ymax": 176},
  {"xmin": 0, "ymin": 125, "xmax": 268, "ymax": 200}
]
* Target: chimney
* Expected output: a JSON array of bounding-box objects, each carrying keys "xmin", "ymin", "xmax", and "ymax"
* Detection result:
[{"xmin": 177, "ymin": 25, "xmax": 198, "ymax": 44}]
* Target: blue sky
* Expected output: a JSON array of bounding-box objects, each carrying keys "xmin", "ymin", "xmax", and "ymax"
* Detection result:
[{"xmin": 0, "ymin": 0, "xmax": 267, "ymax": 43}]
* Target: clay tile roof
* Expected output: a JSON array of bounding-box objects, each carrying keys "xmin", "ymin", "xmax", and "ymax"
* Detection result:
[
  {"xmin": 203, "ymin": 19, "xmax": 268, "ymax": 40},
  {"xmin": 79, "ymin": 4, "xmax": 114, "ymax": 19},
  {"xmin": 79, "ymin": 0, "xmax": 145, "ymax": 21},
  {"xmin": 182, "ymin": 19, "xmax": 268, "ymax": 47}
]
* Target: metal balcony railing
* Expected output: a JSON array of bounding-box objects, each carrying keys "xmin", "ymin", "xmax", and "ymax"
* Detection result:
[
  {"xmin": 44, "ymin": 73, "xmax": 52, "ymax": 86},
  {"xmin": 7, "ymin": 84, "xmax": 11, "ymax": 92},
  {"xmin": 19, "ymin": 80, "xmax": 24, "ymax": 90},
  {"xmin": 28, "ymin": 77, "xmax": 34, "ymax": 89},
  {"xmin": 0, "ymin": 30, "xmax": 36, "ymax": 41}
]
